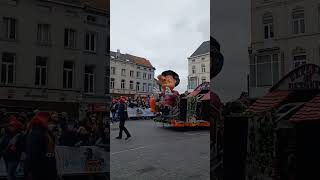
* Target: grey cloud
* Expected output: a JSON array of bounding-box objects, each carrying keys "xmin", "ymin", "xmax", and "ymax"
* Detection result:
[{"xmin": 111, "ymin": 0, "xmax": 209, "ymax": 93}]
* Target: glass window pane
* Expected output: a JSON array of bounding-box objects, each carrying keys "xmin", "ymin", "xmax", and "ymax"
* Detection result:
[
  {"xmin": 300, "ymin": 19, "xmax": 305, "ymax": 33},
  {"xmin": 250, "ymin": 65, "xmax": 256, "ymax": 87},
  {"xmin": 64, "ymin": 29, "xmax": 69, "ymax": 47},
  {"xmin": 257, "ymin": 62, "xmax": 272, "ymax": 86},
  {"xmin": 10, "ymin": 19, "xmax": 16, "ymax": 39},
  {"xmin": 91, "ymin": 34, "xmax": 95, "ymax": 51},
  {"xmin": 35, "ymin": 68, "xmax": 40, "ymax": 85},
  {"xmin": 90, "ymin": 75, "xmax": 94, "ymax": 92},
  {"xmin": 41, "ymin": 68, "xmax": 46, "ymax": 85},
  {"xmin": 68, "ymin": 71, "xmax": 72, "ymax": 88},
  {"xmin": 7, "ymin": 64, "xmax": 13, "ymax": 83},
  {"xmin": 84, "ymin": 74, "xmax": 88, "ymax": 92},
  {"xmin": 273, "ymin": 62, "xmax": 279, "ymax": 84},
  {"xmin": 63, "ymin": 71, "xmax": 66, "ymax": 88},
  {"xmin": 264, "ymin": 25, "xmax": 269, "ymax": 39}
]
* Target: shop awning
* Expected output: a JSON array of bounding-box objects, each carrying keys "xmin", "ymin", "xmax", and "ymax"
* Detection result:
[
  {"xmin": 290, "ymin": 94, "xmax": 320, "ymax": 122},
  {"xmin": 200, "ymin": 92, "xmax": 210, "ymax": 101},
  {"xmin": 247, "ymin": 90, "xmax": 291, "ymax": 113},
  {"xmin": 187, "ymin": 90, "xmax": 201, "ymax": 97}
]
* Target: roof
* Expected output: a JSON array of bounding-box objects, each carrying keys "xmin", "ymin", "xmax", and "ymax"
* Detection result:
[
  {"xmin": 190, "ymin": 40, "xmax": 210, "ymax": 58},
  {"xmin": 290, "ymin": 94, "xmax": 320, "ymax": 122},
  {"xmin": 247, "ymin": 90, "xmax": 291, "ymax": 113},
  {"xmin": 126, "ymin": 54, "xmax": 154, "ymax": 69},
  {"xmin": 188, "ymin": 90, "xmax": 201, "ymax": 97},
  {"xmin": 46, "ymin": 0, "xmax": 108, "ymax": 11},
  {"xmin": 200, "ymin": 92, "xmax": 210, "ymax": 101},
  {"xmin": 81, "ymin": 0, "xmax": 108, "ymax": 11},
  {"xmin": 110, "ymin": 51, "xmax": 155, "ymax": 69}
]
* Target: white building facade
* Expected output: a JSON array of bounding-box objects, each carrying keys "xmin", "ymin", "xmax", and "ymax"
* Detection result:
[
  {"xmin": 188, "ymin": 40, "xmax": 210, "ymax": 92},
  {"xmin": 0, "ymin": 0, "xmax": 109, "ymax": 118},
  {"xmin": 110, "ymin": 50, "xmax": 155, "ymax": 98},
  {"xmin": 249, "ymin": 0, "xmax": 320, "ymax": 98}
]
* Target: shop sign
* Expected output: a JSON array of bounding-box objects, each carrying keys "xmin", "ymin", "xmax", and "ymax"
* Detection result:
[{"xmin": 275, "ymin": 64, "xmax": 320, "ymax": 90}]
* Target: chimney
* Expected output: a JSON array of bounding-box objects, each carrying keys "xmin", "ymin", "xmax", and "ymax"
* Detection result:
[{"xmin": 116, "ymin": 49, "xmax": 120, "ymax": 58}]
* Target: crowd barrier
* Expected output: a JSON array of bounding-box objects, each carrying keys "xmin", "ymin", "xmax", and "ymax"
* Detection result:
[
  {"xmin": 0, "ymin": 146, "xmax": 108, "ymax": 177},
  {"xmin": 110, "ymin": 107, "xmax": 155, "ymax": 119}
]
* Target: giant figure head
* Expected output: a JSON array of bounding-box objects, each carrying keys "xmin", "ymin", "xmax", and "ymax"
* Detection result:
[{"xmin": 157, "ymin": 70, "xmax": 180, "ymax": 92}]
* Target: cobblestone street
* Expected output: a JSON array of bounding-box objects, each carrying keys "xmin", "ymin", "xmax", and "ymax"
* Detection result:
[{"xmin": 110, "ymin": 120, "xmax": 210, "ymax": 180}]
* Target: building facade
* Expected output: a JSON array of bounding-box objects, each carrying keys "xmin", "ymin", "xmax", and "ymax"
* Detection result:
[
  {"xmin": 0, "ymin": 0, "xmax": 109, "ymax": 119},
  {"xmin": 249, "ymin": 0, "xmax": 320, "ymax": 98},
  {"xmin": 188, "ymin": 40, "xmax": 210, "ymax": 92},
  {"xmin": 110, "ymin": 50, "xmax": 155, "ymax": 98}
]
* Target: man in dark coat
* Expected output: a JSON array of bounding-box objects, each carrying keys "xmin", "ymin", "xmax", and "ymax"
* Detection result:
[
  {"xmin": 0, "ymin": 116, "xmax": 24, "ymax": 180},
  {"xmin": 25, "ymin": 112, "xmax": 57, "ymax": 180},
  {"xmin": 115, "ymin": 98, "xmax": 131, "ymax": 140}
]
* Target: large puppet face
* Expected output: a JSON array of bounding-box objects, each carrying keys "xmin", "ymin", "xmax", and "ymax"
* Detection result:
[
  {"xmin": 157, "ymin": 70, "xmax": 180, "ymax": 92},
  {"xmin": 157, "ymin": 74, "xmax": 176, "ymax": 90}
]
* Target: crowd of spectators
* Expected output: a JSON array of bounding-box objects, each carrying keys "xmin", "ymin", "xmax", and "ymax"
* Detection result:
[
  {"xmin": 126, "ymin": 96, "xmax": 150, "ymax": 109},
  {"xmin": 0, "ymin": 108, "xmax": 109, "ymax": 147}
]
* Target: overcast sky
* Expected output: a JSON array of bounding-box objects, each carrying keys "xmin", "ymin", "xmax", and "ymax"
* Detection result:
[
  {"xmin": 111, "ymin": 0, "xmax": 210, "ymax": 93},
  {"xmin": 211, "ymin": 0, "xmax": 250, "ymax": 102}
]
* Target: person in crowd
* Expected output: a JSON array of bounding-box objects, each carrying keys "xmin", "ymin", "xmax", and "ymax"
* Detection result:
[
  {"xmin": 110, "ymin": 99, "xmax": 118, "ymax": 124},
  {"xmin": 25, "ymin": 112, "xmax": 57, "ymax": 180},
  {"xmin": 48, "ymin": 112, "xmax": 62, "ymax": 145},
  {"xmin": 75, "ymin": 126, "xmax": 91, "ymax": 146},
  {"xmin": 59, "ymin": 122, "xmax": 77, "ymax": 146},
  {"xmin": 115, "ymin": 98, "xmax": 131, "ymax": 140},
  {"xmin": 0, "ymin": 115, "xmax": 24, "ymax": 180}
]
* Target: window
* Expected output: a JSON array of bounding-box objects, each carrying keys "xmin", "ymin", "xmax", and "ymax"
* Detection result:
[
  {"xmin": 84, "ymin": 66, "xmax": 94, "ymax": 94},
  {"xmin": 201, "ymin": 77, "xmax": 206, "ymax": 84},
  {"xmin": 250, "ymin": 54, "xmax": 280, "ymax": 87},
  {"xmin": 121, "ymin": 69, "xmax": 126, "ymax": 76},
  {"xmin": 6, "ymin": 0, "xmax": 17, "ymax": 5},
  {"xmin": 130, "ymin": 81, "xmax": 134, "ymax": 90},
  {"xmin": 63, "ymin": 61, "xmax": 73, "ymax": 88},
  {"xmin": 189, "ymin": 77, "xmax": 197, "ymax": 89},
  {"xmin": 35, "ymin": 57, "xmax": 47, "ymax": 86},
  {"xmin": 143, "ymin": 72, "xmax": 147, "ymax": 79},
  {"xmin": 136, "ymin": 71, "xmax": 141, "ymax": 78},
  {"xmin": 292, "ymin": 8, "xmax": 305, "ymax": 34},
  {"xmin": 130, "ymin": 70, "xmax": 134, "ymax": 77},
  {"xmin": 192, "ymin": 65, "xmax": 196, "ymax": 74},
  {"xmin": 202, "ymin": 57, "xmax": 205, "ymax": 61},
  {"xmin": 3, "ymin": 17, "xmax": 16, "ymax": 40},
  {"xmin": 143, "ymin": 83, "xmax": 147, "ymax": 92},
  {"xmin": 148, "ymin": 83, "xmax": 152, "ymax": 92},
  {"xmin": 37, "ymin": 24, "xmax": 51, "ymax": 43},
  {"xmin": 85, "ymin": 32, "xmax": 96, "ymax": 52},
  {"xmin": 121, "ymin": 80, "xmax": 125, "ymax": 89},
  {"xmin": 148, "ymin": 74, "xmax": 152, "ymax": 80},
  {"xmin": 192, "ymin": 59, "xmax": 195, "ymax": 63},
  {"xmin": 201, "ymin": 64, "xmax": 206, "ymax": 72},
  {"xmin": 110, "ymin": 78, "xmax": 114, "ymax": 89},
  {"xmin": 263, "ymin": 13, "xmax": 274, "ymax": 39},
  {"xmin": 292, "ymin": 47, "xmax": 307, "ymax": 69},
  {"xmin": 293, "ymin": 54, "xmax": 306, "ymax": 68},
  {"xmin": 111, "ymin": 67, "xmax": 116, "ymax": 75},
  {"xmin": 136, "ymin": 82, "xmax": 140, "ymax": 91},
  {"xmin": 1, "ymin": 53, "xmax": 15, "ymax": 84},
  {"xmin": 64, "ymin": 28, "xmax": 77, "ymax": 48}
]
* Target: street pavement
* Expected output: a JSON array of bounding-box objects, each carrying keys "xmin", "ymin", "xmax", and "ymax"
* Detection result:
[{"xmin": 110, "ymin": 120, "xmax": 210, "ymax": 180}]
